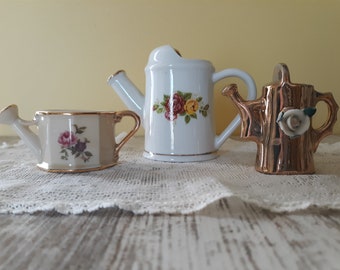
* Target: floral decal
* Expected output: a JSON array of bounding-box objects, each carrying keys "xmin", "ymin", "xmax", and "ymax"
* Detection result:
[
  {"xmin": 58, "ymin": 124, "xmax": 93, "ymax": 162},
  {"xmin": 153, "ymin": 91, "xmax": 209, "ymax": 124},
  {"xmin": 276, "ymin": 107, "xmax": 316, "ymax": 138}
]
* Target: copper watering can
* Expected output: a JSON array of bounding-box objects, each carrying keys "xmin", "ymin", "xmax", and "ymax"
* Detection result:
[{"xmin": 223, "ymin": 63, "xmax": 338, "ymax": 174}]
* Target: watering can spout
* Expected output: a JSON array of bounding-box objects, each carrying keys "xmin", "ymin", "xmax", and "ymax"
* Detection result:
[
  {"xmin": 0, "ymin": 104, "xmax": 41, "ymax": 159},
  {"xmin": 107, "ymin": 70, "xmax": 145, "ymax": 119},
  {"xmin": 222, "ymin": 84, "xmax": 263, "ymax": 143}
]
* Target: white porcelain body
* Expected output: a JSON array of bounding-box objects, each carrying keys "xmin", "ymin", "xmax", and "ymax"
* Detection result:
[
  {"xmin": 34, "ymin": 111, "xmax": 140, "ymax": 172},
  {"xmin": 35, "ymin": 112, "xmax": 106, "ymax": 171},
  {"xmin": 143, "ymin": 45, "xmax": 257, "ymax": 162}
]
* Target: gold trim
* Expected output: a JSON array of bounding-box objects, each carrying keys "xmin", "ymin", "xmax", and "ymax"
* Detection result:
[
  {"xmin": 107, "ymin": 70, "xmax": 125, "ymax": 82},
  {"xmin": 114, "ymin": 111, "xmax": 141, "ymax": 153},
  {"xmin": 144, "ymin": 150, "xmax": 217, "ymax": 157},
  {"xmin": 35, "ymin": 111, "xmax": 118, "ymax": 116},
  {"xmin": 113, "ymin": 69, "xmax": 125, "ymax": 76},
  {"xmin": 37, "ymin": 162, "xmax": 119, "ymax": 173}
]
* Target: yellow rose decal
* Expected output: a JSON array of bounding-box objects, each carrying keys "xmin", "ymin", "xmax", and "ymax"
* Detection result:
[{"xmin": 184, "ymin": 99, "xmax": 199, "ymax": 115}]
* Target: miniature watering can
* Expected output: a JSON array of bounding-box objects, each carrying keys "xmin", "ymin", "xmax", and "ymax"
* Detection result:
[
  {"xmin": 107, "ymin": 45, "xmax": 257, "ymax": 162},
  {"xmin": 0, "ymin": 104, "xmax": 140, "ymax": 172},
  {"xmin": 223, "ymin": 63, "xmax": 339, "ymax": 174}
]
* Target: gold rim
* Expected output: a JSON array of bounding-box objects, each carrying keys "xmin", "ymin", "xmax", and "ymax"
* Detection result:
[
  {"xmin": 144, "ymin": 150, "xmax": 217, "ymax": 157},
  {"xmin": 35, "ymin": 111, "xmax": 118, "ymax": 116},
  {"xmin": 37, "ymin": 162, "xmax": 119, "ymax": 173}
]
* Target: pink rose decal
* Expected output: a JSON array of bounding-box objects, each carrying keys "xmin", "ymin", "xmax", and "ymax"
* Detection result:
[
  {"xmin": 58, "ymin": 131, "xmax": 78, "ymax": 147},
  {"xmin": 58, "ymin": 125, "xmax": 93, "ymax": 162},
  {"xmin": 165, "ymin": 93, "xmax": 185, "ymax": 114},
  {"xmin": 156, "ymin": 92, "xmax": 186, "ymax": 121}
]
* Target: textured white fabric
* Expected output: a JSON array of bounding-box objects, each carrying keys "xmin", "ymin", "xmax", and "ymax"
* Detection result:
[{"xmin": 0, "ymin": 136, "xmax": 339, "ymax": 214}]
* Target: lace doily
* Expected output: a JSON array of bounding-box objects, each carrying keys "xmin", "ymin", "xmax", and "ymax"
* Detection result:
[{"xmin": 0, "ymin": 136, "xmax": 339, "ymax": 214}]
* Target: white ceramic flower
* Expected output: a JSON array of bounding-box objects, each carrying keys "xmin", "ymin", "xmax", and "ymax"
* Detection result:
[{"xmin": 276, "ymin": 107, "xmax": 316, "ymax": 138}]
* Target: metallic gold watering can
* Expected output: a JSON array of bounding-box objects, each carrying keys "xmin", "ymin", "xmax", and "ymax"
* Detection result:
[{"xmin": 223, "ymin": 63, "xmax": 338, "ymax": 174}]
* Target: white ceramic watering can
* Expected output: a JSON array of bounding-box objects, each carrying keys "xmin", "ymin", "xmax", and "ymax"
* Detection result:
[
  {"xmin": 0, "ymin": 104, "xmax": 140, "ymax": 172},
  {"xmin": 108, "ymin": 45, "xmax": 257, "ymax": 162}
]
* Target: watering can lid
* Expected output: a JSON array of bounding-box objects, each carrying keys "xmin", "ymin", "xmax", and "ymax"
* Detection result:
[{"xmin": 146, "ymin": 45, "xmax": 212, "ymax": 70}]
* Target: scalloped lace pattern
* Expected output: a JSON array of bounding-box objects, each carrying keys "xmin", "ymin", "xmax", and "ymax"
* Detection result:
[{"xmin": 0, "ymin": 137, "xmax": 339, "ymax": 214}]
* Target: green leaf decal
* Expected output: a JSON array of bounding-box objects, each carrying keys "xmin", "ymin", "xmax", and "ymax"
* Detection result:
[
  {"xmin": 185, "ymin": 115, "xmax": 191, "ymax": 124},
  {"xmin": 303, "ymin": 107, "xmax": 317, "ymax": 117},
  {"xmin": 177, "ymin": 91, "xmax": 184, "ymax": 97},
  {"xmin": 84, "ymin": 151, "xmax": 93, "ymax": 157},
  {"xmin": 183, "ymin": 93, "xmax": 192, "ymax": 100}
]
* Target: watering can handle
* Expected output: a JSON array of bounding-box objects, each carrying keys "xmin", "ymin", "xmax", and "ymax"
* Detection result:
[
  {"xmin": 212, "ymin": 69, "xmax": 257, "ymax": 149},
  {"xmin": 113, "ymin": 110, "xmax": 141, "ymax": 153},
  {"xmin": 311, "ymin": 91, "xmax": 339, "ymax": 152},
  {"xmin": 272, "ymin": 63, "xmax": 291, "ymax": 83}
]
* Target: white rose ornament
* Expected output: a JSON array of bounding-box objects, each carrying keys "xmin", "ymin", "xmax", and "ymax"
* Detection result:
[{"xmin": 276, "ymin": 107, "xmax": 316, "ymax": 138}]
